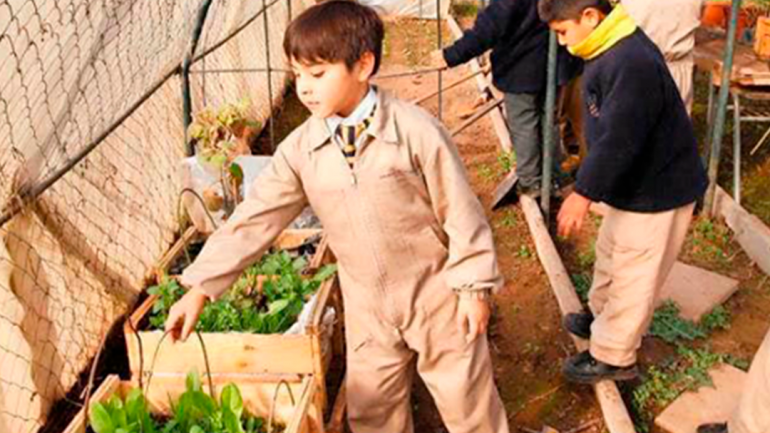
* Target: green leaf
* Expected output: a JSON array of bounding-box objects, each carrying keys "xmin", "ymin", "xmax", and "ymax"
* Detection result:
[
  {"xmin": 229, "ymin": 163, "xmax": 244, "ymax": 181},
  {"xmin": 186, "ymin": 371, "xmax": 202, "ymax": 393},
  {"xmin": 90, "ymin": 402, "xmax": 115, "ymax": 433},
  {"xmin": 222, "ymin": 407, "xmax": 245, "ymax": 433},
  {"xmin": 125, "ymin": 389, "xmax": 145, "ymax": 423},
  {"xmin": 189, "ymin": 425, "xmax": 205, "ymax": 433},
  {"xmin": 191, "ymin": 391, "xmax": 216, "ymax": 418},
  {"xmin": 268, "ymin": 299, "xmax": 290, "ymax": 314},
  {"xmin": 108, "ymin": 395, "xmax": 128, "ymax": 428},
  {"xmin": 312, "ymin": 264, "xmax": 338, "ymax": 283},
  {"xmin": 220, "ymin": 384, "xmax": 244, "ymax": 419}
]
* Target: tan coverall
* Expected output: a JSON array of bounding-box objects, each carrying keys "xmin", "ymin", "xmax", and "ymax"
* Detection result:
[
  {"xmin": 729, "ymin": 326, "xmax": 770, "ymax": 433},
  {"xmin": 180, "ymin": 91, "xmax": 510, "ymax": 433},
  {"xmin": 623, "ymin": 0, "xmax": 704, "ymax": 115}
]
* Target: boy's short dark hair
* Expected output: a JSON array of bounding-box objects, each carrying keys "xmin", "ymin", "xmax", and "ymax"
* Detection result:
[
  {"xmin": 283, "ymin": 0, "xmax": 384, "ymax": 75},
  {"xmin": 538, "ymin": 0, "xmax": 613, "ymax": 22}
]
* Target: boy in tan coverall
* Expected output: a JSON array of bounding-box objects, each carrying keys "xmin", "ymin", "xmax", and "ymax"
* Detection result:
[
  {"xmin": 698, "ymin": 326, "xmax": 770, "ymax": 433},
  {"xmin": 163, "ymin": 2, "xmax": 510, "ymax": 433},
  {"xmin": 622, "ymin": 0, "xmax": 704, "ymax": 115}
]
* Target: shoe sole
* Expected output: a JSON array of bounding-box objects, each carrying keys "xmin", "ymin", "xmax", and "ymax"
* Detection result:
[{"xmin": 562, "ymin": 366, "xmax": 639, "ymax": 385}]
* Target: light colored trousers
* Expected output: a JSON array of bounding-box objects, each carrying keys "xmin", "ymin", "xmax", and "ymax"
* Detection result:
[
  {"xmin": 730, "ymin": 327, "xmax": 770, "ymax": 433},
  {"xmin": 589, "ymin": 203, "xmax": 695, "ymax": 366},
  {"xmin": 667, "ymin": 57, "xmax": 695, "ymax": 116}
]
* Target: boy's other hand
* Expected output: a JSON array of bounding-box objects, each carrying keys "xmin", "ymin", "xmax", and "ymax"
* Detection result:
[
  {"xmin": 457, "ymin": 296, "xmax": 490, "ymax": 343},
  {"xmin": 165, "ymin": 287, "xmax": 208, "ymax": 343},
  {"xmin": 557, "ymin": 192, "xmax": 592, "ymax": 238}
]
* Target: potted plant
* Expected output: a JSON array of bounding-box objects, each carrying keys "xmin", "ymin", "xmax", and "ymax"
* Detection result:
[{"xmin": 188, "ymin": 100, "xmax": 261, "ymax": 216}]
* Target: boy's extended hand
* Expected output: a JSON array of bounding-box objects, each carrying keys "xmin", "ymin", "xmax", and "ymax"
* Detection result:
[
  {"xmin": 164, "ymin": 287, "xmax": 208, "ymax": 343},
  {"xmin": 557, "ymin": 192, "xmax": 593, "ymax": 238},
  {"xmin": 457, "ymin": 297, "xmax": 490, "ymax": 343}
]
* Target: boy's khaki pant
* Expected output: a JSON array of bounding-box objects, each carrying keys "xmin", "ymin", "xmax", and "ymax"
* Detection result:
[
  {"xmin": 588, "ymin": 203, "xmax": 695, "ymax": 367},
  {"xmin": 667, "ymin": 57, "xmax": 694, "ymax": 116},
  {"xmin": 729, "ymin": 326, "xmax": 770, "ymax": 433},
  {"xmin": 344, "ymin": 290, "xmax": 509, "ymax": 433}
]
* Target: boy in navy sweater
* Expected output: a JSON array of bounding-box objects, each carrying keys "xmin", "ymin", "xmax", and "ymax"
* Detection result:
[
  {"xmin": 538, "ymin": 0, "xmax": 708, "ymax": 384},
  {"xmin": 442, "ymin": 0, "xmax": 581, "ymax": 196}
]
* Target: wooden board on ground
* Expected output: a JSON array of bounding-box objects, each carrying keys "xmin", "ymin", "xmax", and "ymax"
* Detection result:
[
  {"xmin": 492, "ymin": 171, "xmax": 519, "ymax": 210},
  {"xmin": 656, "ymin": 364, "xmax": 747, "ymax": 433},
  {"xmin": 695, "ymin": 37, "xmax": 770, "ymax": 87},
  {"xmin": 714, "ymin": 186, "xmax": 770, "ymax": 276},
  {"xmin": 64, "ymin": 375, "xmax": 321, "ymax": 433},
  {"xmin": 658, "ymin": 262, "xmax": 740, "ymax": 322}
]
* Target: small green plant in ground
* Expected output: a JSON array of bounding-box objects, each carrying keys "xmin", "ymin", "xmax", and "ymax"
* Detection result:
[
  {"xmin": 570, "ymin": 273, "xmax": 592, "ymax": 303},
  {"xmin": 477, "ymin": 163, "xmax": 495, "ymax": 182},
  {"xmin": 689, "ymin": 217, "xmax": 733, "ymax": 264},
  {"xmin": 649, "ymin": 301, "xmax": 731, "ymax": 344},
  {"xmin": 89, "ymin": 371, "xmax": 278, "ymax": 433},
  {"xmin": 496, "ymin": 151, "xmax": 516, "ymax": 175},
  {"xmin": 631, "ymin": 345, "xmax": 748, "ymax": 432},
  {"xmin": 148, "ymin": 251, "xmax": 337, "ymax": 334},
  {"xmin": 496, "ymin": 209, "xmax": 518, "ymax": 229},
  {"xmin": 576, "ymin": 240, "xmax": 596, "ymax": 269},
  {"xmin": 516, "ymin": 245, "xmax": 533, "ymax": 259}
]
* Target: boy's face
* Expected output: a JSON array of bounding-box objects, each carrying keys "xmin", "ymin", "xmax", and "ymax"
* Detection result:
[
  {"xmin": 291, "ymin": 53, "xmax": 375, "ymax": 119},
  {"xmin": 549, "ymin": 8, "xmax": 604, "ymax": 48}
]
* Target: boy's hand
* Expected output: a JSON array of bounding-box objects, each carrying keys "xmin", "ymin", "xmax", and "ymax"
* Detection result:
[
  {"xmin": 457, "ymin": 296, "xmax": 491, "ymax": 343},
  {"xmin": 164, "ymin": 287, "xmax": 208, "ymax": 343},
  {"xmin": 557, "ymin": 192, "xmax": 592, "ymax": 238}
]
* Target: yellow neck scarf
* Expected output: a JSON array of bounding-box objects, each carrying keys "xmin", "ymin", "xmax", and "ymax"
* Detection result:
[{"xmin": 568, "ymin": 4, "xmax": 637, "ymax": 60}]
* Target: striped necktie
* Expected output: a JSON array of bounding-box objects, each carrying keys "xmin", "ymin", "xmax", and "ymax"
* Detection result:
[{"xmin": 336, "ymin": 116, "xmax": 373, "ymax": 168}]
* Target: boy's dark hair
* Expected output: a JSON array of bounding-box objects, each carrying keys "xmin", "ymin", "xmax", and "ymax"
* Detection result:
[
  {"xmin": 283, "ymin": 0, "xmax": 384, "ymax": 75},
  {"xmin": 538, "ymin": 0, "xmax": 613, "ymax": 22}
]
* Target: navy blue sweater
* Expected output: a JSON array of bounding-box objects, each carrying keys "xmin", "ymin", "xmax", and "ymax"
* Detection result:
[
  {"xmin": 442, "ymin": 0, "xmax": 581, "ymax": 94},
  {"xmin": 576, "ymin": 29, "xmax": 707, "ymax": 212}
]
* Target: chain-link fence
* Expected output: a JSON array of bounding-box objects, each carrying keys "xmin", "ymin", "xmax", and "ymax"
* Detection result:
[{"xmin": 0, "ymin": 1, "xmax": 304, "ymax": 431}]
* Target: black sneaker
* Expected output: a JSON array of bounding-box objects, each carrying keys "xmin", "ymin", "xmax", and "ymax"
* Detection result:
[
  {"xmin": 698, "ymin": 424, "xmax": 728, "ymax": 433},
  {"xmin": 562, "ymin": 351, "xmax": 639, "ymax": 384},
  {"xmin": 563, "ymin": 312, "xmax": 594, "ymax": 339}
]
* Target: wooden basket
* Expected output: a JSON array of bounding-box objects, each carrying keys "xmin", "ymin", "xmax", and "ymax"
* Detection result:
[
  {"xmin": 125, "ymin": 229, "xmax": 343, "ymax": 431},
  {"xmin": 63, "ymin": 374, "xmax": 322, "ymax": 433}
]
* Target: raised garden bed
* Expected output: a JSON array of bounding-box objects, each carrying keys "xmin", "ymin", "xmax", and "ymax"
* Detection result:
[
  {"xmin": 125, "ymin": 229, "xmax": 343, "ymax": 432},
  {"xmin": 63, "ymin": 373, "xmax": 321, "ymax": 433}
]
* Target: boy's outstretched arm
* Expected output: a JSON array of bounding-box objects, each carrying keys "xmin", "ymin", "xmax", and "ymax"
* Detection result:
[
  {"xmin": 419, "ymin": 118, "xmax": 503, "ymax": 342},
  {"xmin": 442, "ymin": 0, "xmax": 516, "ymax": 68},
  {"xmin": 166, "ymin": 144, "xmax": 308, "ymax": 342}
]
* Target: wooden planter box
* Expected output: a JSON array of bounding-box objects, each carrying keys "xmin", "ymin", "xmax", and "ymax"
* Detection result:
[
  {"xmin": 63, "ymin": 374, "xmax": 321, "ymax": 433},
  {"xmin": 126, "ymin": 228, "xmax": 343, "ymax": 431}
]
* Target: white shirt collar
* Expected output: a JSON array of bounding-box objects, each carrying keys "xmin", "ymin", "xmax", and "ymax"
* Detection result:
[{"xmin": 325, "ymin": 86, "xmax": 377, "ymax": 137}]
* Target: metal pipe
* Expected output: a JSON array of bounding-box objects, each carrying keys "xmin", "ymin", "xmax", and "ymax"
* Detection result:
[
  {"xmin": 263, "ymin": 0, "xmax": 276, "ymax": 151},
  {"xmin": 450, "ymin": 98, "xmax": 504, "ymax": 137},
  {"xmin": 733, "ymin": 93, "xmax": 741, "ymax": 204},
  {"xmin": 189, "ymin": 67, "xmax": 290, "ymax": 74},
  {"xmin": 704, "ymin": 0, "xmax": 742, "ymax": 215},
  {"xmin": 437, "ymin": 0, "xmax": 443, "ymax": 121},
  {"xmin": 540, "ymin": 31, "xmax": 558, "ymax": 219},
  {"xmin": 182, "ymin": 0, "xmax": 215, "ymax": 156},
  {"xmin": 375, "ymin": 66, "xmax": 446, "ymax": 79}
]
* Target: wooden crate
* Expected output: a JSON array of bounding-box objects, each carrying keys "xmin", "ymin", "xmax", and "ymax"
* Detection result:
[
  {"xmin": 63, "ymin": 374, "xmax": 322, "ymax": 433},
  {"xmin": 126, "ymin": 229, "xmax": 342, "ymax": 428}
]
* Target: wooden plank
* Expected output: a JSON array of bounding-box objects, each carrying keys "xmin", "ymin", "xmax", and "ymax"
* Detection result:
[
  {"xmin": 446, "ymin": 16, "xmax": 513, "ymax": 152},
  {"xmin": 129, "ymin": 331, "xmax": 316, "ymax": 376},
  {"xmin": 655, "ymin": 364, "xmax": 747, "ymax": 433},
  {"xmin": 63, "ymin": 375, "xmax": 121, "ymax": 433},
  {"xmin": 658, "ymin": 262, "xmax": 740, "ymax": 322},
  {"xmin": 714, "ymin": 186, "xmax": 770, "ymax": 276},
  {"xmin": 155, "ymin": 226, "xmax": 199, "ymax": 279},
  {"xmin": 326, "ymin": 374, "xmax": 347, "ymax": 433},
  {"xmin": 520, "ymin": 182, "xmax": 637, "ymax": 433},
  {"xmin": 695, "ymin": 38, "xmax": 770, "ymax": 86}
]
